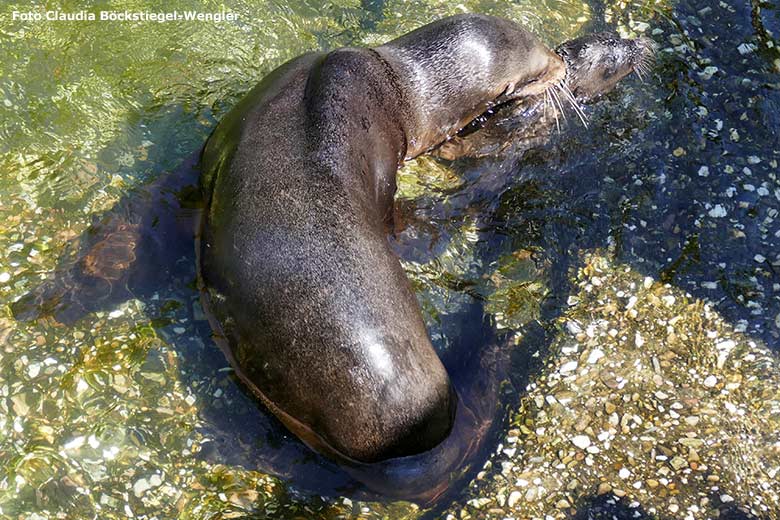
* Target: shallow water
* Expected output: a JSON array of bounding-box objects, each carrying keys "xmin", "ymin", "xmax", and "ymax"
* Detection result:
[{"xmin": 1, "ymin": 0, "xmax": 779, "ymax": 519}]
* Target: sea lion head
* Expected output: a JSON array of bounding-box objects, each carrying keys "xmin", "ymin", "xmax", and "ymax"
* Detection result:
[{"xmin": 556, "ymin": 32, "xmax": 656, "ymax": 102}]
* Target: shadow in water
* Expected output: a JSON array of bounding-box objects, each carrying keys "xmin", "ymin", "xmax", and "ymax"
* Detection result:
[{"xmin": 571, "ymin": 492, "xmax": 766, "ymax": 520}]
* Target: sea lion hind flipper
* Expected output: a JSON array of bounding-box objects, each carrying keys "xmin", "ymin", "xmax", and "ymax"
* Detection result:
[
  {"xmin": 11, "ymin": 154, "xmax": 203, "ymax": 325},
  {"xmin": 10, "ymin": 213, "xmax": 141, "ymax": 324}
]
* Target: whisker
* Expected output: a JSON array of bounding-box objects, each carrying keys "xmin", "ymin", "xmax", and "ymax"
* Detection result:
[
  {"xmin": 549, "ymin": 85, "xmax": 567, "ymax": 124},
  {"xmin": 637, "ymin": 59, "xmax": 652, "ymax": 78},
  {"xmin": 545, "ymin": 86, "xmax": 560, "ymax": 133},
  {"xmin": 559, "ymin": 82, "xmax": 588, "ymax": 128},
  {"xmin": 551, "ymin": 86, "xmax": 564, "ymax": 132}
]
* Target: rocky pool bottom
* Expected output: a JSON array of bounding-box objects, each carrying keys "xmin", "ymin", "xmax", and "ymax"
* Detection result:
[
  {"xmin": 2, "ymin": 248, "xmax": 777, "ymax": 520},
  {"xmin": 442, "ymin": 252, "xmax": 780, "ymax": 520},
  {"xmin": 1, "ymin": 0, "xmax": 779, "ymax": 517}
]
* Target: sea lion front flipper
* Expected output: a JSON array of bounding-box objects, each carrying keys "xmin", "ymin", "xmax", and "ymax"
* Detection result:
[
  {"xmin": 431, "ymin": 97, "xmax": 549, "ymax": 161},
  {"xmin": 12, "ymin": 152, "xmax": 203, "ymax": 325}
]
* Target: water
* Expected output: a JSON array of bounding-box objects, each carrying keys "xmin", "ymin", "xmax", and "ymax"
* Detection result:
[{"xmin": 1, "ymin": 0, "xmax": 779, "ymax": 519}]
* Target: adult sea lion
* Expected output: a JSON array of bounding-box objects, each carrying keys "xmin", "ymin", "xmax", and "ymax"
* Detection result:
[
  {"xmin": 12, "ymin": 14, "xmax": 654, "ymax": 503},
  {"xmin": 198, "ymin": 15, "xmax": 655, "ymax": 468}
]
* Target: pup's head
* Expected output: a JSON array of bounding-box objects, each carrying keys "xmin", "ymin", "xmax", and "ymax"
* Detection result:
[{"xmin": 556, "ymin": 32, "xmax": 656, "ymax": 102}]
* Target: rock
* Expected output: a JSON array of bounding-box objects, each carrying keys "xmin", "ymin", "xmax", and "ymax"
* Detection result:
[
  {"xmin": 571, "ymin": 435, "xmax": 591, "ymax": 449},
  {"xmin": 133, "ymin": 478, "xmax": 151, "ymax": 497},
  {"xmin": 587, "ymin": 349, "xmax": 605, "ymax": 364}
]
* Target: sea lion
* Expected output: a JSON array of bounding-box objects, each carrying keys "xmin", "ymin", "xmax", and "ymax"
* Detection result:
[
  {"xmin": 197, "ymin": 15, "xmax": 656, "ymax": 468},
  {"xmin": 12, "ymin": 14, "xmax": 654, "ymax": 503}
]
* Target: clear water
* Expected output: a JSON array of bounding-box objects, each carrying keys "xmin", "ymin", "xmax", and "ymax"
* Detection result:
[{"xmin": 1, "ymin": 0, "xmax": 779, "ymax": 519}]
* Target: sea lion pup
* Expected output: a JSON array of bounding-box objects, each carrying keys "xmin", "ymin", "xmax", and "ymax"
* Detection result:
[{"xmin": 198, "ymin": 13, "xmax": 567, "ymax": 467}]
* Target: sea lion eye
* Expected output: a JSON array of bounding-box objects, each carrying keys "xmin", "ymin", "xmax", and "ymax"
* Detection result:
[{"xmin": 601, "ymin": 57, "xmax": 619, "ymax": 79}]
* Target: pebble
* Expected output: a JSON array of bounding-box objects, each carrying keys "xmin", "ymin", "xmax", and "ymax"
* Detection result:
[
  {"xmin": 27, "ymin": 363, "xmax": 40, "ymax": 378},
  {"xmin": 571, "ymin": 435, "xmax": 591, "ymax": 449},
  {"xmin": 670, "ymin": 456, "xmax": 688, "ymax": 470},
  {"xmin": 679, "ymin": 438, "xmax": 704, "ymax": 449},
  {"xmin": 700, "ymin": 66, "xmax": 718, "ymax": 79},
  {"xmin": 708, "ymin": 205, "xmax": 727, "ymax": 218},
  {"xmin": 0, "ymin": 272, "xmax": 10, "ymax": 283},
  {"xmin": 587, "ymin": 349, "xmax": 605, "ymax": 364},
  {"xmin": 715, "ymin": 339, "xmax": 736, "ymax": 350},
  {"xmin": 133, "ymin": 478, "xmax": 151, "ymax": 497},
  {"xmin": 737, "ymin": 43, "xmax": 756, "ymax": 55},
  {"xmin": 560, "ymin": 361, "xmax": 578, "ymax": 374},
  {"xmin": 703, "ymin": 375, "xmax": 718, "ymax": 388},
  {"xmin": 63, "ymin": 436, "xmax": 85, "ymax": 450}
]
